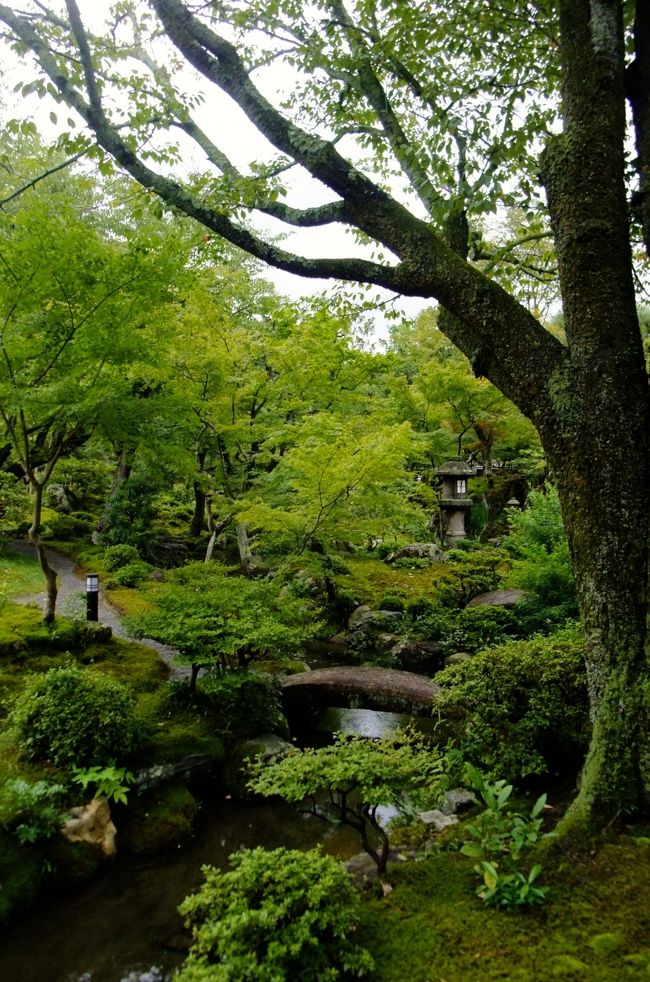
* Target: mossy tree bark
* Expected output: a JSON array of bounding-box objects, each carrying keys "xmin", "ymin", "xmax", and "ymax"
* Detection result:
[
  {"xmin": 2, "ymin": 0, "xmax": 649, "ymax": 824},
  {"xmin": 538, "ymin": 0, "xmax": 650, "ymax": 824}
]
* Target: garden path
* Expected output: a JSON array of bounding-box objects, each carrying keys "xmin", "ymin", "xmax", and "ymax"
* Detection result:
[{"xmin": 9, "ymin": 539, "xmax": 185, "ymax": 677}]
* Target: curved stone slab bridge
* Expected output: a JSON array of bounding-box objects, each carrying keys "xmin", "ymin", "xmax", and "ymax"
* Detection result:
[{"xmin": 282, "ymin": 666, "xmax": 440, "ymax": 715}]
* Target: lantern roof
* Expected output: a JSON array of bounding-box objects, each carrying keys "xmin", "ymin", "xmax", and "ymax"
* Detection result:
[{"xmin": 435, "ymin": 458, "xmax": 476, "ymax": 477}]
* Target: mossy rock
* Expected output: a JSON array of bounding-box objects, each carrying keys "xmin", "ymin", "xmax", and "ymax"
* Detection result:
[
  {"xmin": 140, "ymin": 719, "xmax": 226, "ymax": 768},
  {"xmin": 120, "ymin": 781, "xmax": 200, "ymax": 855}
]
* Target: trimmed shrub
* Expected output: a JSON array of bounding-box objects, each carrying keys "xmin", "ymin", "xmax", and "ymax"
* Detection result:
[
  {"xmin": 110, "ymin": 560, "xmax": 154, "ymax": 587},
  {"xmin": 435, "ymin": 626, "xmax": 589, "ymax": 781},
  {"xmin": 11, "ymin": 665, "xmax": 139, "ymax": 767},
  {"xmin": 103, "ymin": 544, "xmax": 140, "ymax": 571},
  {"xmin": 177, "ymin": 846, "xmax": 374, "ymax": 981}
]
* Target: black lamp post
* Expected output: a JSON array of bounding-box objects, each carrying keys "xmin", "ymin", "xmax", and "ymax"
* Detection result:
[{"xmin": 86, "ymin": 573, "xmax": 99, "ymax": 622}]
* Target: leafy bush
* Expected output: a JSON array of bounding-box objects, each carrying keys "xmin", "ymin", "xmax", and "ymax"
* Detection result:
[
  {"xmin": 129, "ymin": 562, "xmax": 319, "ymax": 686},
  {"xmin": 11, "ymin": 665, "xmax": 139, "ymax": 767},
  {"xmin": 0, "ymin": 778, "xmax": 67, "ymax": 845},
  {"xmin": 436, "ymin": 547, "xmax": 507, "ymax": 608},
  {"xmin": 377, "ymin": 592, "xmax": 407, "ymax": 612},
  {"xmin": 405, "ymin": 600, "xmax": 453, "ymax": 642},
  {"xmin": 110, "ymin": 559, "xmax": 154, "ymax": 587},
  {"xmin": 442, "ymin": 605, "xmax": 518, "ymax": 655},
  {"xmin": 71, "ymin": 765, "xmax": 134, "ymax": 805},
  {"xmin": 435, "ymin": 627, "xmax": 589, "ymax": 781},
  {"xmin": 42, "ymin": 511, "xmax": 94, "ymax": 540},
  {"xmin": 177, "ymin": 847, "xmax": 374, "ymax": 981},
  {"xmin": 197, "ymin": 671, "xmax": 285, "ymax": 738},
  {"xmin": 505, "ymin": 487, "xmax": 577, "ymax": 625},
  {"xmin": 103, "ymin": 544, "xmax": 140, "ymax": 571},
  {"xmin": 460, "ymin": 765, "xmax": 555, "ymax": 911}
]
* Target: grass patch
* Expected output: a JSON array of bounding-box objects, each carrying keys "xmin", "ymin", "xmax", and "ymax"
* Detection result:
[
  {"xmin": 359, "ymin": 832, "xmax": 650, "ymax": 980},
  {"xmin": 0, "ymin": 545, "xmax": 45, "ymax": 601},
  {"xmin": 105, "ymin": 581, "xmax": 159, "ymax": 618}
]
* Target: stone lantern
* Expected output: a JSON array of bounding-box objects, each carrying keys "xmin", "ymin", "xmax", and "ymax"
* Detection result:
[{"xmin": 435, "ymin": 458, "xmax": 476, "ymax": 543}]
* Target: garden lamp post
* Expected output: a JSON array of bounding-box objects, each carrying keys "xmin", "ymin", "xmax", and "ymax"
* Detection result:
[{"xmin": 86, "ymin": 573, "xmax": 99, "ymax": 622}]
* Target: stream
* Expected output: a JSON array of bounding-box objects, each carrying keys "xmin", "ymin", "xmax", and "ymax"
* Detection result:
[{"xmin": 0, "ymin": 707, "xmax": 430, "ymax": 982}]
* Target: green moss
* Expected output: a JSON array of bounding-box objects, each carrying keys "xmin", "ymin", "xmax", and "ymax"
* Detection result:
[
  {"xmin": 120, "ymin": 781, "xmax": 200, "ymax": 855},
  {"xmin": 338, "ymin": 557, "xmax": 451, "ymax": 607},
  {"xmin": 358, "ymin": 833, "xmax": 650, "ymax": 980}
]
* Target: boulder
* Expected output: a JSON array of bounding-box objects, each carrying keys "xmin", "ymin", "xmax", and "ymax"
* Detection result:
[
  {"xmin": 444, "ymin": 652, "xmax": 474, "ymax": 668},
  {"xmin": 385, "ymin": 543, "xmax": 447, "ymax": 563},
  {"xmin": 389, "ymin": 638, "xmax": 444, "ymax": 673},
  {"xmin": 466, "ymin": 588, "xmax": 526, "ymax": 608},
  {"xmin": 441, "ymin": 788, "xmax": 477, "ymax": 815},
  {"xmin": 62, "ymin": 798, "xmax": 117, "ymax": 858},
  {"xmin": 134, "ymin": 753, "xmax": 217, "ymax": 793},
  {"xmin": 348, "ymin": 605, "xmax": 403, "ymax": 631},
  {"xmin": 417, "ymin": 809, "xmax": 459, "ymax": 832}
]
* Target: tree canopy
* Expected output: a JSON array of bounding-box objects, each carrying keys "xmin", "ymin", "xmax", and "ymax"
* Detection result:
[{"xmin": 0, "ymin": 0, "xmax": 649, "ymax": 828}]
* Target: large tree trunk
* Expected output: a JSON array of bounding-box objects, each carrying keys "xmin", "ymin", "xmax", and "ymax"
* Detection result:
[
  {"xmin": 29, "ymin": 483, "xmax": 58, "ymax": 624},
  {"xmin": 538, "ymin": 0, "xmax": 650, "ymax": 827}
]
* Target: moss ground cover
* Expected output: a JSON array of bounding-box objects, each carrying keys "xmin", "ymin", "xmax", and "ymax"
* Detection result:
[
  {"xmin": 338, "ymin": 556, "xmax": 453, "ymax": 607},
  {"xmin": 359, "ymin": 832, "xmax": 650, "ymax": 981},
  {"xmin": 0, "ymin": 545, "xmax": 45, "ymax": 601}
]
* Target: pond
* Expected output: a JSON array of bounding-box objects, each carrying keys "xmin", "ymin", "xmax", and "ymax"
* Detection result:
[
  {"xmin": 0, "ymin": 794, "xmax": 359, "ymax": 982},
  {"xmin": 0, "ymin": 702, "xmax": 431, "ymax": 982}
]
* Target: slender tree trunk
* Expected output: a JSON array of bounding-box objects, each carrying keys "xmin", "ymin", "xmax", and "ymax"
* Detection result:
[
  {"xmin": 190, "ymin": 480, "xmax": 206, "ymax": 537},
  {"xmin": 29, "ymin": 483, "xmax": 58, "ymax": 624},
  {"xmin": 190, "ymin": 449, "xmax": 208, "ymax": 537},
  {"xmin": 204, "ymin": 496, "xmax": 232, "ymax": 563},
  {"xmin": 95, "ymin": 445, "xmax": 132, "ymax": 536},
  {"xmin": 236, "ymin": 521, "xmax": 254, "ymax": 576}
]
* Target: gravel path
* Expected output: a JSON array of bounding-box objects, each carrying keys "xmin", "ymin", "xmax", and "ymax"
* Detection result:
[{"xmin": 9, "ymin": 539, "xmax": 185, "ymax": 678}]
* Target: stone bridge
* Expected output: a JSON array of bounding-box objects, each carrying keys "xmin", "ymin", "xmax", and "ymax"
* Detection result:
[{"xmin": 282, "ymin": 666, "xmax": 439, "ymax": 715}]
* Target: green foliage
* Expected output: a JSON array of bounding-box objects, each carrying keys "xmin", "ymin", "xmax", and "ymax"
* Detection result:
[
  {"xmin": 110, "ymin": 559, "xmax": 154, "ymax": 587},
  {"xmin": 435, "ymin": 627, "xmax": 589, "ymax": 781},
  {"xmin": 460, "ymin": 765, "xmax": 555, "ymax": 910},
  {"xmin": 442, "ymin": 605, "xmax": 518, "ymax": 655},
  {"xmin": 41, "ymin": 511, "xmax": 95, "ymax": 540},
  {"xmin": 129, "ymin": 562, "xmax": 319, "ymax": 678},
  {"xmin": 11, "ymin": 665, "xmax": 139, "ymax": 767},
  {"xmin": 71, "ymin": 765, "xmax": 134, "ymax": 805},
  {"xmin": 0, "ymin": 777, "xmax": 67, "ymax": 845},
  {"xmin": 103, "ymin": 544, "xmax": 141, "ymax": 571},
  {"xmin": 377, "ymin": 592, "xmax": 407, "ymax": 612},
  {"xmin": 197, "ymin": 670, "xmax": 285, "ymax": 738},
  {"xmin": 436, "ymin": 548, "xmax": 507, "ymax": 608},
  {"xmin": 249, "ymin": 731, "xmax": 443, "ymax": 877},
  {"xmin": 505, "ymin": 487, "xmax": 577, "ymax": 626},
  {"xmin": 100, "ymin": 473, "xmax": 158, "ymax": 551},
  {"xmin": 177, "ymin": 846, "xmax": 374, "ymax": 981}
]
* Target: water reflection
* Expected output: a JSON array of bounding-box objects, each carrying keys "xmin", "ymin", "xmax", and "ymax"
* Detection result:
[{"xmin": 310, "ymin": 706, "xmax": 437, "ymax": 740}]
